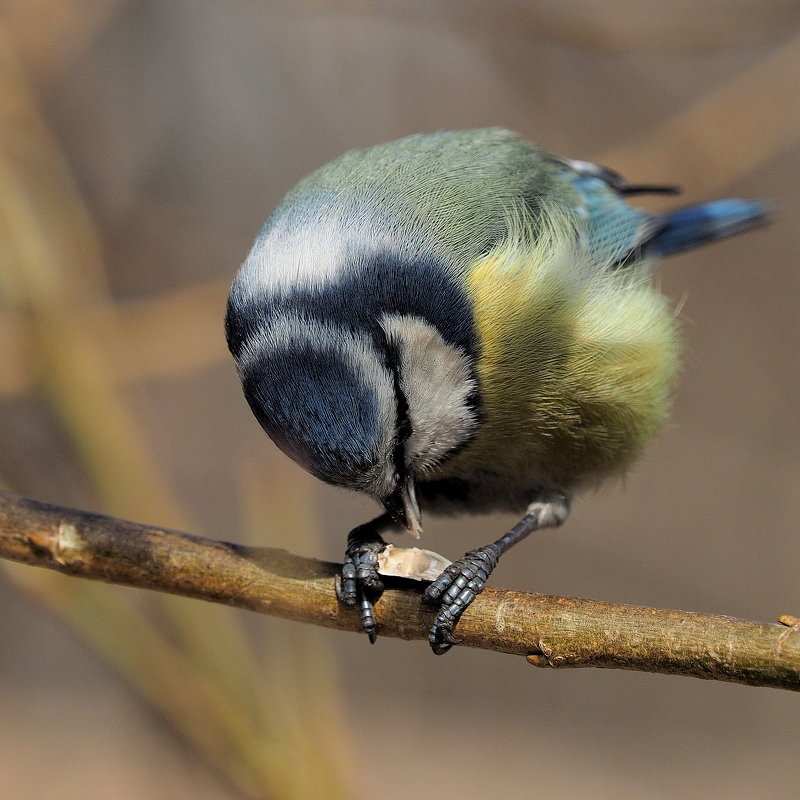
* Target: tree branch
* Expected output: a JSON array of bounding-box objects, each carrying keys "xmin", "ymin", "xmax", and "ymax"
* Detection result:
[{"xmin": 1, "ymin": 490, "xmax": 798, "ymax": 691}]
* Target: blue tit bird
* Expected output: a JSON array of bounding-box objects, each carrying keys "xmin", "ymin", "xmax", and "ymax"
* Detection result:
[{"xmin": 226, "ymin": 128, "xmax": 768, "ymax": 654}]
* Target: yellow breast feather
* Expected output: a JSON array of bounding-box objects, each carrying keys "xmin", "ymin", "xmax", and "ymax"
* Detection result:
[{"xmin": 442, "ymin": 206, "xmax": 680, "ymax": 489}]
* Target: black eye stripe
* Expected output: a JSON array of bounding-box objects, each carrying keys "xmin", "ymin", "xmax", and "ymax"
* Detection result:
[
  {"xmin": 379, "ymin": 336, "xmax": 411, "ymax": 482},
  {"xmin": 226, "ymin": 248, "xmax": 479, "ymax": 363}
]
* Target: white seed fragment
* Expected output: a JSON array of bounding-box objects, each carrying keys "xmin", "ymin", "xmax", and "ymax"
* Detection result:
[{"xmin": 377, "ymin": 544, "xmax": 452, "ymax": 582}]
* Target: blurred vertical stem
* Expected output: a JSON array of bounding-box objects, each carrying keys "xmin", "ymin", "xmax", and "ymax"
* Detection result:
[
  {"xmin": 7, "ymin": 564, "xmax": 268, "ymax": 798},
  {"xmin": 238, "ymin": 459, "xmax": 354, "ymax": 799},
  {"xmin": 0, "ymin": 19, "xmax": 350, "ymax": 798}
]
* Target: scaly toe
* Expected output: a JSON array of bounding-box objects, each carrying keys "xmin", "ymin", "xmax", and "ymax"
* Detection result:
[
  {"xmin": 338, "ymin": 530, "xmax": 387, "ymax": 640},
  {"xmin": 422, "ymin": 544, "xmax": 500, "ymax": 654}
]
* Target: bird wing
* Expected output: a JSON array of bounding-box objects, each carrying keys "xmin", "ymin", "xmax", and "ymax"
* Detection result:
[{"xmin": 548, "ymin": 155, "xmax": 676, "ymax": 267}]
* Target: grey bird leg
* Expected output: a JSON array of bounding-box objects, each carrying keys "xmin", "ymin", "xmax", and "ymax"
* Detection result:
[
  {"xmin": 423, "ymin": 494, "xmax": 570, "ymax": 655},
  {"xmin": 335, "ymin": 513, "xmax": 394, "ymax": 643}
]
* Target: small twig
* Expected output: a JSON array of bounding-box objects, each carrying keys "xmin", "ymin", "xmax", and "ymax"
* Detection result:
[{"xmin": 0, "ymin": 490, "xmax": 798, "ymax": 691}]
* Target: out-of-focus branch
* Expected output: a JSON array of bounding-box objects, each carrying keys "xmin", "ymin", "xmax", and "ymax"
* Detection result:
[
  {"xmin": 597, "ymin": 30, "xmax": 800, "ymax": 192},
  {"xmin": 0, "ymin": 279, "xmax": 230, "ymax": 398},
  {"xmin": 1, "ymin": 490, "xmax": 798, "ymax": 691},
  {"xmin": 264, "ymin": 0, "xmax": 800, "ymax": 53}
]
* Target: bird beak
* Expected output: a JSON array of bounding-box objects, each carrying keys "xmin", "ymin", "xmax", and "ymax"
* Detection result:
[{"xmin": 384, "ymin": 477, "xmax": 423, "ymax": 539}]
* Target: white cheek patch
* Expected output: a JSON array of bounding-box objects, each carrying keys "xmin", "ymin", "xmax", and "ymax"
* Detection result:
[
  {"xmin": 381, "ymin": 314, "xmax": 479, "ymax": 474},
  {"xmin": 235, "ymin": 205, "xmax": 397, "ymax": 299},
  {"xmin": 237, "ymin": 214, "xmax": 351, "ymax": 296}
]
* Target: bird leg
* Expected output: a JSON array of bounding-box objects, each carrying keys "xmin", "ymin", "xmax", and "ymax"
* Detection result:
[
  {"xmin": 422, "ymin": 495, "xmax": 570, "ymax": 655},
  {"xmin": 335, "ymin": 513, "xmax": 393, "ymax": 643}
]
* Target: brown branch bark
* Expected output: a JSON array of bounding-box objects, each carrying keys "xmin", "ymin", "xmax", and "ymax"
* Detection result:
[{"xmin": 1, "ymin": 490, "xmax": 798, "ymax": 691}]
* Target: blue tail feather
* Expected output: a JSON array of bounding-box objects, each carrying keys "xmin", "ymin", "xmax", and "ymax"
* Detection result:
[{"xmin": 650, "ymin": 199, "xmax": 769, "ymax": 256}]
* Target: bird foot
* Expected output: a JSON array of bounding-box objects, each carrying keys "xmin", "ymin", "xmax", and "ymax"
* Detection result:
[
  {"xmin": 335, "ymin": 523, "xmax": 387, "ymax": 643},
  {"xmin": 422, "ymin": 544, "xmax": 500, "ymax": 655}
]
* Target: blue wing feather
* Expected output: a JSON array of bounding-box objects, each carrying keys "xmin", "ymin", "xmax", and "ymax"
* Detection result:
[
  {"xmin": 649, "ymin": 199, "xmax": 770, "ymax": 256},
  {"xmin": 559, "ymin": 158, "xmax": 768, "ymax": 264},
  {"xmin": 567, "ymin": 173, "xmax": 662, "ymax": 264}
]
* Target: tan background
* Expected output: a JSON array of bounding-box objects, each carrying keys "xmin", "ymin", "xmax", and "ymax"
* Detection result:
[{"xmin": 1, "ymin": 2, "xmax": 799, "ymax": 798}]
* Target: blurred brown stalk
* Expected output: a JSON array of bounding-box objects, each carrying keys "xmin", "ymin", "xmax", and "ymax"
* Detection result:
[{"xmin": 0, "ymin": 6, "xmax": 351, "ymax": 798}]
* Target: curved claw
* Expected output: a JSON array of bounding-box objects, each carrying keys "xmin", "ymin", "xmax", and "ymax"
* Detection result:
[
  {"xmin": 360, "ymin": 593, "xmax": 378, "ymax": 644},
  {"xmin": 429, "ymin": 611, "xmax": 463, "ymax": 655},
  {"xmin": 336, "ymin": 575, "xmax": 378, "ymax": 642},
  {"xmin": 423, "ymin": 544, "xmax": 500, "ymax": 655}
]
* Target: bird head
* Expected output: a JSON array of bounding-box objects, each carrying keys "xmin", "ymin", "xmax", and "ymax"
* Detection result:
[{"xmin": 231, "ymin": 311, "xmax": 480, "ymax": 537}]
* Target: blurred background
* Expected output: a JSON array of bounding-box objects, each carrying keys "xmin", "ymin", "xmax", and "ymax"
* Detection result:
[{"xmin": 1, "ymin": 1, "xmax": 799, "ymax": 798}]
